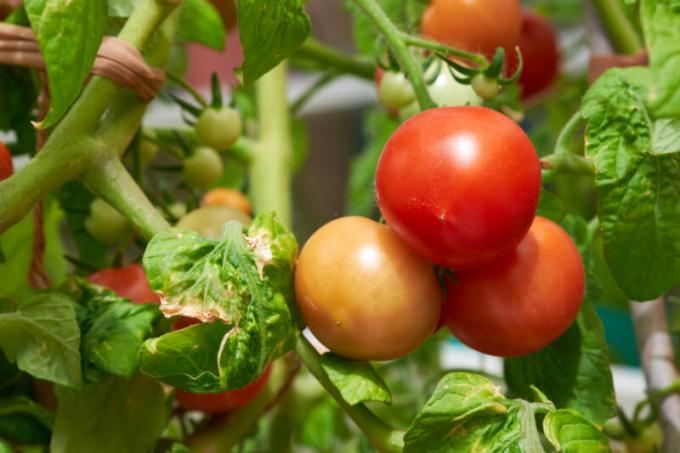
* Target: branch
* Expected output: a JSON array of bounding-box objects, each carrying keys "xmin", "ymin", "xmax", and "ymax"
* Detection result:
[
  {"xmin": 630, "ymin": 298, "xmax": 680, "ymax": 453},
  {"xmin": 590, "ymin": 0, "xmax": 644, "ymax": 55},
  {"xmin": 294, "ymin": 38, "xmax": 376, "ymax": 80}
]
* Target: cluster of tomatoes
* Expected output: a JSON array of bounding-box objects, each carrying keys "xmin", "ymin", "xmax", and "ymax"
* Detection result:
[{"xmin": 297, "ymin": 105, "xmax": 584, "ymax": 360}]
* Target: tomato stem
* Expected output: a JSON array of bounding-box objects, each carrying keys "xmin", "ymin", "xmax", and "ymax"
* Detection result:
[
  {"xmin": 295, "ymin": 38, "xmax": 376, "ymax": 80},
  {"xmin": 401, "ymin": 34, "xmax": 487, "ymax": 68},
  {"xmin": 294, "ymin": 335, "xmax": 405, "ymax": 453},
  {"xmin": 351, "ymin": 0, "xmax": 436, "ymax": 110},
  {"xmin": 250, "ymin": 62, "xmax": 294, "ymax": 228},
  {"xmin": 590, "ymin": 0, "xmax": 644, "ymax": 55},
  {"xmin": 540, "ymin": 112, "xmax": 594, "ymax": 175}
]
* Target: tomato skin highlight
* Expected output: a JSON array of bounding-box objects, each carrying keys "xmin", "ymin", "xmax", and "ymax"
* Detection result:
[
  {"xmin": 175, "ymin": 364, "xmax": 272, "ymax": 414},
  {"xmin": 200, "ymin": 188, "xmax": 252, "ymax": 215},
  {"xmin": 88, "ymin": 264, "xmax": 160, "ymax": 305},
  {"xmin": 0, "ymin": 143, "xmax": 13, "ymax": 180},
  {"xmin": 376, "ymin": 106, "xmax": 541, "ymax": 270},
  {"xmin": 420, "ymin": 0, "xmax": 521, "ymax": 58},
  {"xmin": 515, "ymin": 10, "xmax": 560, "ymax": 98},
  {"xmin": 442, "ymin": 217, "xmax": 585, "ymax": 357},
  {"xmin": 294, "ymin": 216, "xmax": 442, "ymax": 361}
]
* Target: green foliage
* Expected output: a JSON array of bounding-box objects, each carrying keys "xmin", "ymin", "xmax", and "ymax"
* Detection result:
[
  {"xmin": 321, "ymin": 354, "xmax": 392, "ymax": 406},
  {"xmin": 0, "ymin": 66, "xmax": 37, "ymax": 156},
  {"xmin": 140, "ymin": 212, "xmax": 298, "ymax": 391},
  {"xmin": 237, "ymin": 0, "xmax": 311, "ymax": 84},
  {"xmin": 24, "ymin": 0, "xmax": 107, "ymax": 128},
  {"xmin": 50, "ymin": 374, "xmax": 167, "ymax": 453},
  {"xmin": 177, "ymin": 0, "xmax": 226, "ymax": 51},
  {"xmin": 0, "ymin": 396, "xmax": 54, "ymax": 445},
  {"xmin": 0, "ymin": 294, "xmax": 81, "ymax": 387},
  {"xmin": 543, "ymin": 410, "xmax": 612, "ymax": 451},
  {"xmin": 537, "ymin": 189, "xmax": 566, "ymax": 223},
  {"xmin": 582, "ymin": 67, "xmax": 680, "ymax": 300},
  {"xmin": 73, "ymin": 281, "xmax": 160, "ymax": 381}
]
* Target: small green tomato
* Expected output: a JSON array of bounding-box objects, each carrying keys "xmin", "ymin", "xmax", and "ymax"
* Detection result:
[
  {"xmin": 195, "ymin": 107, "xmax": 243, "ymax": 150},
  {"xmin": 85, "ymin": 199, "xmax": 131, "ymax": 246},
  {"xmin": 182, "ymin": 147, "xmax": 224, "ymax": 190},
  {"xmin": 379, "ymin": 71, "xmax": 416, "ymax": 110},
  {"xmin": 471, "ymin": 74, "xmax": 501, "ymax": 100}
]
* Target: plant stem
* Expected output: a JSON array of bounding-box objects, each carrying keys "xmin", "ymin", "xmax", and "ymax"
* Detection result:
[
  {"xmin": 351, "ymin": 0, "xmax": 435, "ymax": 110},
  {"xmin": 291, "ymin": 72, "xmax": 337, "ymax": 115},
  {"xmin": 401, "ymin": 34, "xmax": 487, "ymax": 67},
  {"xmin": 249, "ymin": 63, "xmax": 293, "ymax": 228},
  {"xmin": 295, "ymin": 38, "xmax": 376, "ymax": 80},
  {"xmin": 630, "ymin": 298, "xmax": 680, "ymax": 453},
  {"xmin": 82, "ymin": 155, "xmax": 170, "ymax": 239},
  {"xmin": 167, "ymin": 72, "xmax": 208, "ymax": 107},
  {"xmin": 294, "ymin": 335, "xmax": 404, "ymax": 453},
  {"xmin": 590, "ymin": 0, "xmax": 644, "ymax": 54}
]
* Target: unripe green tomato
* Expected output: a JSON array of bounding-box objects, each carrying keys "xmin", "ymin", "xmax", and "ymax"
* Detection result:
[
  {"xmin": 85, "ymin": 199, "xmax": 131, "ymax": 246},
  {"xmin": 183, "ymin": 147, "xmax": 224, "ymax": 190},
  {"xmin": 400, "ymin": 65, "xmax": 481, "ymax": 118},
  {"xmin": 195, "ymin": 107, "xmax": 243, "ymax": 150},
  {"xmin": 625, "ymin": 423, "xmax": 662, "ymax": 453},
  {"xmin": 379, "ymin": 71, "xmax": 416, "ymax": 110},
  {"xmin": 471, "ymin": 73, "xmax": 501, "ymax": 99},
  {"xmin": 177, "ymin": 206, "xmax": 251, "ymax": 239}
]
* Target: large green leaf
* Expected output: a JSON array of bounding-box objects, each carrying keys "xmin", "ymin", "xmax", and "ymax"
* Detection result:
[
  {"xmin": 140, "ymin": 212, "xmax": 298, "ymax": 392},
  {"xmin": 0, "ymin": 396, "xmax": 54, "ymax": 445},
  {"xmin": 582, "ymin": 67, "xmax": 680, "ymax": 300},
  {"xmin": 237, "ymin": 0, "xmax": 311, "ymax": 84},
  {"xmin": 25, "ymin": 0, "xmax": 107, "ymax": 128},
  {"xmin": 0, "ymin": 294, "xmax": 81, "ymax": 387},
  {"xmin": 74, "ymin": 281, "xmax": 160, "ymax": 380},
  {"xmin": 321, "ymin": 353, "xmax": 391, "ymax": 406},
  {"xmin": 641, "ymin": 0, "xmax": 680, "ymax": 117},
  {"xmin": 178, "ymin": 0, "xmax": 226, "ymax": 50},
  {"xmin": 543, "ymin": 410, "xmax": 610, "ymax": 452},
  {"xmin": 50, "ymin": 374, "xmax": 167, "ymax": 453}
]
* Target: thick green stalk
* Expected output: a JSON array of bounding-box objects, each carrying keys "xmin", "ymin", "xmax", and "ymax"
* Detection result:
[
  {"xmin": 82, "ymin": 155, "xmax": 169, "ymax": 239},
  {"xmin": 249, "ymin": 63, "xmax": 294, "ymax": 228},
  {"xmin": 351, "ymin": 0, "xmax": 435, "ymax": 110},
  {"xmin": 295, "ymin": 38, "xmax": 376, "ymax": 80},
  {"xmin": 591, "ymin": 0, "xmax": 644, "ymax": 54},
  {"xmin": 294, "ymin": 335, "xmax": 405, "ymax": 453}
]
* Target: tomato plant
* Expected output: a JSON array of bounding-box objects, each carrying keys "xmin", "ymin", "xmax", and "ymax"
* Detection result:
[
  {"xmin": 376, "ymin": 106, "xmax": 541, "ymax": 269},
  {"xmin": 88, "ymin": 264, "xmax": 160, "ymax": 305},
  {"xmin": 295, "ymin": 216, "xmax": 441, "ymax": 361},
  {"xmin": 0, "ymin": 0, "xmax": 676, "ymax": 451},
  {"xmin": 441, "ymin": 217, "xmax": 584, "ymax": 356}
]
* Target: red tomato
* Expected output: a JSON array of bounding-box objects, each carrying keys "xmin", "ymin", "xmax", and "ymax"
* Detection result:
[
  {"xmin": 515, "ymin": 10, "xmax": 560, "ymax": 98},
  {"xmin": 175, "ymin": 364, "xmax": 272, "ymax": 414},
  {"xmin": 420, "ymin": 0, "xmax": 521, "ymax": 59},
  {"xmin": 375, "ymin": 106, "xmax": 541, "ymax": 270},
  {"xmin": 442, "ymin": 217, "xmax": 585, "ymax": 357},
  {"xmin": 88, "ymin": 264, "xmax": 160, "ymax": 304},
  {"xmin": 172, "ymin": 316, "xmax": 200, "ymax": 330},
  {"xmin": 0, "ymin": 143, "xmax": 13, "ymax": 180}
]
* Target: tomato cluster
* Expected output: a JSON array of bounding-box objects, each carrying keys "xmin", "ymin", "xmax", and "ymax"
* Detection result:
[{"xmin": 296, "ymin": 106, "xmax": 584, "ymax": 360}]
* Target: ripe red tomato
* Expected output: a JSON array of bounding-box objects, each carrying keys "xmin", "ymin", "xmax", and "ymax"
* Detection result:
[
  {"xmin": 420, "ymin": 0, "xmax": 521, "ymax": 58},
  {"xmin": 442, "ymin": 217, "xmax": 584, "ymax": 357},
  {"xmin": 515, "ymin": 10, "xmax": 560, "ymax": 98},
  {"xmin": 294, "ymin": 217, "xmax": 442, "ymax": 361},
  {"xmin": 88, "ymin": 264, "xmax": 160, "ymax": 305},
  {"xmin": 0, "ymin": 143, "xmax": 13, "ymax": 180},
  {"xmin": 375, "ymin": 106, "xmax": 541, "ymax": 270},
  {"xmin": 175, "ymin": 364, "xmax": 272, "ymax": 414}
]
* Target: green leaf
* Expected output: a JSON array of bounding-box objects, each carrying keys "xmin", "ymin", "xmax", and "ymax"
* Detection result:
[
  {"xmin": 0, "ymin": 396, "xmax": 54, "ymax": 445},
  {"xmin": 74, "ymin": 281, "xmax": 160, "ymax": 380},
  {"xmin": 178, "ymin": 0, "xmax": 226, "ymax": 50},
  {"xmin": 321, "ymin": 353, "xmax": 391, "ymax": 406},
  {"xmin": 140, "ymin": 212, "xmax": 298, "ymax": 391},
  {"xmin": 543, "ymin": 409, "xmax": 610, "ymax": 452},
  {"xmin": 504, "ymin": 302, "xmax": 616, "ymax": 425},
  {"xmin": 25, "ymin": 0, "xmax": 107, "ymax": 128},
  {"xmin": 537, "ymin": 189, "xmax": 566, "ymax": 223},
  {"xmin": 346, "ymin": 109, "xmax": 399, "ymax": 217},
  {"xmin": 237, "ymin": 0, "xmax": 311, "ymax": 84},
  {"xmin": 0, "ymin": 66, "xmax": 37, "ymax": 156},
  {"xmin": 582, "ymin": 67, "xmax": 680, "ymax": 300},
  {"xmin": 651, "ymin": 118, "xmax": 680, "ymax": 155},
  {"xmin": 641, "ymin": 0, "xmax": 680, "ymax": 117},
  {"xmin": 50, "ymin": 374, "xmax": 167, "ymax": 453},
  {"xmin": 0, "ymin": 294, "xmax": 81, "ymax": 387},
  {"xmin": 298, "ymin": 395, "xmax": 352, "ymax": 451},
  {"xmin": 0, "ymin": 198, "xmax": 67, "ymax": 299},
  {"xmin": 403, "ymin": 372, "xmax": 545, "ymax": 453}
]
